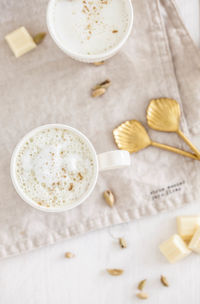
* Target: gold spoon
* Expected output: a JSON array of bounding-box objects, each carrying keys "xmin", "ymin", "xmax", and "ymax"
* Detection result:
[
  {"xmin": 146, "ymin": 98, "xmax": 200, "ymax": 158},
  {"xmin": 113, "ymin": 120, "xmax": 198, "ymax": 160}
]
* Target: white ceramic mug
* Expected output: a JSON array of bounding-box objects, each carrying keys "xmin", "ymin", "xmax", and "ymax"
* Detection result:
[
  {"xmin": 10, "ymin": 124, "xmax": 130, "ymax": 212},
  {"xmin": 46, "ymin": 0, "xmax": 133, "ymax": 63}
]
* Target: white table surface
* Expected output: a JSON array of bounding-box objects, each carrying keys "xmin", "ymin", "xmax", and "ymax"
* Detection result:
[{"xmin": 1, "ymin": 1, "xmax": 200, "ymax": 303}]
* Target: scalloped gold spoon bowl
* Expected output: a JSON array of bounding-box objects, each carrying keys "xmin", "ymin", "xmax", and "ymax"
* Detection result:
[
  {"xmin": 147, "ymin": 98, "xmax": 200, "ymax": 158},
  {"xmin": 113, "ymin": 120, "xmax": 198, "ymax": 160}
]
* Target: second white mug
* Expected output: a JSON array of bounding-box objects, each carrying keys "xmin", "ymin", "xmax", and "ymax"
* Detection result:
[
  {"xmin": 46, "ymin": 0, "xmax": 134, "ymax": 63},
  {"xmin": 10, "ymin": 124, "xmax": 130, "ymax": 212}
]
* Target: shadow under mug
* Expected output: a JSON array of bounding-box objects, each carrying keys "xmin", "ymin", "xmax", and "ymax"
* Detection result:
[{"xmin": 10, "ymin": 124, "xmax": 131, "ymax": 212}]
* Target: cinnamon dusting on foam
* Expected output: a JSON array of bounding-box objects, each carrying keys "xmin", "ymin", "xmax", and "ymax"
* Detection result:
[{"xmin": 16, "ymin": 128, "xmax": 95, "ymax": 208}]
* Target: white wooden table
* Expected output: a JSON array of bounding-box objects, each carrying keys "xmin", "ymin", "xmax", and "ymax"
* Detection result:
[{"xmin": 1, "ymin": 1, "xmax": 200, "ymax": 303}]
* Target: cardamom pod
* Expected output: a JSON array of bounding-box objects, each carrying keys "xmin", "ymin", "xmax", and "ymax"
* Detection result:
[
  {"xmin": 136, "ymin": 292, "xmax": 148, "ymax": 300},
  {"xmin": 119, "ymin": 237, "xmax": 127, "ymax": 248},
  {"xmin": 95, "ymin": 79, "xmax": 111, "ymax": 89},
  {"xmin": 93, "ymin": 61, "xmax": 105, "ymax": 66},
  {"xmin": 92, "ymin": 87, "xmax": 106, "ymax": 98},
  {"xmin": 33, "ymin": 32, "xmax": 46, "ymax": 44},
  {"xmin": 160, "ymin": 275, "xmax": 169, "ymax": 287},
  {"xmin": 91, "ymin": 79, "xmax": 111, "ymax": 97},
  {"xmin": 103, "ymin": 190, "xmax": 115, "ymax": 207},
  {"xmin": 138, "ymin": 279, "xmax": 147, "ymax": 291},
  {"xmin": 65, "ymin": 252, "xmax": 75, "ymax": 258},
  {"xmin": 107, "ymin": 269, "xmax": 123, "ymax": 276}
]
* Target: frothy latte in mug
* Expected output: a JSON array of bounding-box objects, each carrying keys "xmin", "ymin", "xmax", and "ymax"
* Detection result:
[
  {"xmin": 14, "ymin": 127, "xmax": 96, "ymax": 209},
  {"xmin": 48, "ymin": 0, "xmax": 130, "ymax": 56}
]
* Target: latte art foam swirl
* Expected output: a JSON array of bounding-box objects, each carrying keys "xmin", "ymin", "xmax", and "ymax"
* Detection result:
[{"xmin": 15, "ymin": 128, "xmax": 95, "ymax": 208}]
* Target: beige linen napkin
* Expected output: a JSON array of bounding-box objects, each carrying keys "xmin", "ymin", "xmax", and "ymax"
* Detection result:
[{"xmin": 0, "ymin": 0, "xmax": 200, "ymax": 259}]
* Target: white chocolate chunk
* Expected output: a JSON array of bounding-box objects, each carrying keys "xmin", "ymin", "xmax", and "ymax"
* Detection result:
[
  {"xmin": 5, "ymin": 26, "xmax": 36, "ymax": 57},
  {"xmin": 159, "ymin": 234, "xmax": 191, "ymax": 263},
  {"xmin": 176, "ymin": 216, "xmax": 200, "ymax": 242},
  {"xmin": 189, "ymin": 227, "xmax": 200, "ymax": 253}
]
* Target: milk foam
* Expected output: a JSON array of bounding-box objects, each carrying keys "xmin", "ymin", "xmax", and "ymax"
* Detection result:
[
  {"xmin": 15, "ymin": 127, "xmax": 95, "ymax": 208},
  {"xmin": 50, "ymin": 0, "xmax": 129, "ymax": 55}
]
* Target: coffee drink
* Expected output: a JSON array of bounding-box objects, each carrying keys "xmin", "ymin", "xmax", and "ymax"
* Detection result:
[
  {"xmin": 15, "ymin": 127, "xmax": 96, "ymax": 209},
  {"xmin": 49, "ymin": 0, "xmax": 130, "ymax": 56}
]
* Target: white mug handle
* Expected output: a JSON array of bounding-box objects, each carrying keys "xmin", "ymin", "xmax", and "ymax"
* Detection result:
[{"xmin": 97, "ymin": 150, "xmax": 130, "ymax": 172}]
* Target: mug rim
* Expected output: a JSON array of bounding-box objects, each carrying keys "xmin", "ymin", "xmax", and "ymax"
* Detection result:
[
  {"xmin": 10, "ymin": 124, "xmax": 99, "ymax": 212},
  {"xmin": 46, "ymin": 0, "xmax": 134, "ymax": 62}
]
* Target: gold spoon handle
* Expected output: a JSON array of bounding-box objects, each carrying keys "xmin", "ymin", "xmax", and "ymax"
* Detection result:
[
  {"xmin": 151, "ymin": 141, "xmax": 199, "ymax": 160},
  {"xmin": 177, "ymin": 129, "xmax": 200, "ymax": 158}
]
